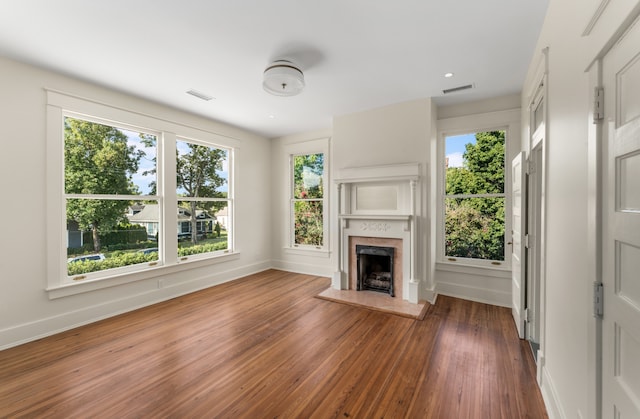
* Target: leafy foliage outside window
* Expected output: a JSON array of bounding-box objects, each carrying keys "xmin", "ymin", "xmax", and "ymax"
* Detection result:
[
  {"xmin": 176, "ymin": 140, "xmax": 230, "ymax": 255},
  {"xmin": 65, "ymin": 117, "xmax": 158, "ymax": 275},
  {"xmin": 64, "ymin": 117, "xmax": 232, "ymax": 278},
  {"xmin": 292, "ymin": 153, "xmax": 324, "ymax": 247},
  {"xmin": 445, "ymin": 131, "xmax": 505, "ymax": 261}
]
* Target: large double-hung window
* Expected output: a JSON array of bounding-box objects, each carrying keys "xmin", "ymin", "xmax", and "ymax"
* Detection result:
[
  {"xmin": 64, "ymin": 115, "xmax": 160, "ymax": 277},
  {"xmin": 292, "ymin": 153, "xmax": 325, "ymax": 248},
  {"xmin": 47, "ymin": 91, "xmax": 236, "ymax": 296},
  {"xmin": 442, "ymin": 130, "xmax": 506, "ymax": 265},
  {"xmin": 284, "ymin": 138, "xmax": 329, "ymax": 252}
]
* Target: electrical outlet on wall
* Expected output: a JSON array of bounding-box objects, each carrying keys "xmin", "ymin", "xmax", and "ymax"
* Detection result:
[{"xmin": 158, "ymin": 279, "xmax": 163, "ymax": 289}]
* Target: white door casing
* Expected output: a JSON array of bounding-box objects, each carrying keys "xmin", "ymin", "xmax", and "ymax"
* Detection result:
[
  {"xmin": 511, "ymin": 151, "xmax": 527, "ymax": 339},
  {"xmin": 602, "ymin": 16, "xmax": 640, "ymax": 417},
  {"xmin": 526, "ymin": 145, "xmax": 543, "ymax": 347}
]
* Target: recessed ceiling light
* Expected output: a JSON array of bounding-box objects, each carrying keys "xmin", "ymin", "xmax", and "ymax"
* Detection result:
[
  {"xmin": 186, "ymin": 89, "xmax": 214, "ymax": 101},
  {"xmin": 268, "ymin": 115, "xmax": 276, "ymax": 119},
  {"xmin": 444, "ymin": 72, "xmax": 454, "ymax": 78}
]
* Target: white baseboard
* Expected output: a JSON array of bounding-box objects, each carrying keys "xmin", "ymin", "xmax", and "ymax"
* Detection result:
[
  {"xmin": 270, "ymin": 259, "xmax": 333, "ymax": 278},
  {"xmin": 436, "ymin": 281, "xmax": 511, "ymax": 307},
  {"xmin": 540, "ymin": 362, "xmax": 566, "ymax": 419},
  {"xmin": 0, "ymin": 261, "xmax": 271, "ymax": 351},
  {"xmin": 422, "ymin": 285, "xmax": 438, "ymax": 304}
]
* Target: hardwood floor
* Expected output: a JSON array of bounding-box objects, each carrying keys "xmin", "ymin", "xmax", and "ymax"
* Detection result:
[{"xmin": 0, "ymin": 270, "xmax": 547, "ymax": 418}]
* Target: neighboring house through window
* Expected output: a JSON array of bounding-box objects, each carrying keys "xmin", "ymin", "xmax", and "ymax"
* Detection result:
[{"xmin": 46, "ymin": 91, "xmax": 237, "ymax": 297}]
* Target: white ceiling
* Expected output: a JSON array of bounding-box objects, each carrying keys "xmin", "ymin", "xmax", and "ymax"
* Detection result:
[{"xmin": 0, "ymin": 1, "xmax": 548, "ymax": 139}]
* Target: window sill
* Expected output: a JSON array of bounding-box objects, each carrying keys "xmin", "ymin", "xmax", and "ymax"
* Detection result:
[
  {"xmin": 47, "ymin": 251, "xmax": 240, "ymax": 299},
  {"xmin": 435, "ymin": 261, "xmax": 511, "ymax": 278},
  {"xmin": 283, "ymin": 247, "xmax": 330, "ymax": 258}
]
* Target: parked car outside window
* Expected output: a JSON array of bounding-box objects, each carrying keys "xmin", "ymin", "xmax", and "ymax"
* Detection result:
[{"xmin": 67, "ymin": 254, "xmax": 106, "ymax": 264}]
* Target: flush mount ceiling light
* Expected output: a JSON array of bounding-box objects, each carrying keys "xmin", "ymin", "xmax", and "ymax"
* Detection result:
[{"xmin": 263, "ymin": 60, "xmax": 305, "ymax": 97}]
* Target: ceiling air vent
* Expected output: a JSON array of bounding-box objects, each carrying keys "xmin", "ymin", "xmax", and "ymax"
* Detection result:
[
  {"xmin": 443, "ymin": 84, "xmax": 475, "ymax": 94},
  {"xmin": 186, "ymin": 89, "xmax": 214, "ymax": 101}
]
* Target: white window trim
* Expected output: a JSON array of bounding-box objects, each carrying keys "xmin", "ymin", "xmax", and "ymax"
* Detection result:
[
  {"xmin": 436, "ymin": 109, "xmax": 519, "ymax": 270},
  {"xmin": 46, "ymin": 89, "xmax": 239, "ymax": 298},
  {"xmin": 283, "ymin": 138, "xmax": 330, "ymax": 254}
]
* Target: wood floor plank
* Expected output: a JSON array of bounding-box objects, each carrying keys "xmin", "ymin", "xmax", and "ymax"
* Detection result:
[{"xmin": 0, "ymin": 270, "xmax": 547, "ymax": 418}]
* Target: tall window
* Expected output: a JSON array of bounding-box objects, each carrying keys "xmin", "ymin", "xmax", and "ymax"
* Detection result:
[
  {"xmin": 176, "ymin": 139, "xmax": 231, "ymax": 257},
  {"xmin": 292, "ymin": 153, "xmax": 325, "ymax": 248},
  {"xmin": 443, "ymin": 130, "xmax": 506, "ymax": 263},
  {"xmin": 65, "ymin": 116, "xmax": 159, "ymax": 278},
  {"xmin": 48, "ymin": 90, "xmax": 237, "ymax": 294}
]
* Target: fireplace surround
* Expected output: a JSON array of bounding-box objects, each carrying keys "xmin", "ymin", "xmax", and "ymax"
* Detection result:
[{"xmin": 333, "ymin": 163, "xmax": 421, "ymax": 304}]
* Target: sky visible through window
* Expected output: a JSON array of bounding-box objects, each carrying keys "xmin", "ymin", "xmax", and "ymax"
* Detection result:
[
  {"xmin": 176, "ymin": 140, "xmax": 229, "ymax": 195},
  {"xmin": 125, "ymin": 131, "xmax": 156, "ymax": 195},
  {"xmin": 445, "ymin": 133, "xmax": 476, "ymax": 168},
  {"xmin": 125, "ymin": 133, "xmax": 229, "ymax": 195}
]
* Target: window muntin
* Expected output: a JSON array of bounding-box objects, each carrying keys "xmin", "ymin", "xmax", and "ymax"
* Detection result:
[
  {"xmin": 64, "ymin": 116, "xmax": 160, "ymax": 278},
  {"xmin": 292, "ymin": 153, "xmax": 324, "ymax": 248},
  {"xmin": 47, "ymin": 91, "xmax": 239, "ymax": 296},
  {"xmin": 444, "ymin": 131, "xmax": 506, "ymax": 263},
  {"xmin": 176, "ymin": 139, "xmax": 231, "ymax": 258}
]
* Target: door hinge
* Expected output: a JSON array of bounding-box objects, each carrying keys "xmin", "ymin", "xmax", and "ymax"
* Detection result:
[
  {"xmin": 593, "ymin": 282, "xmax": 604, "ymax": 318},
  {"xmin": 524, "ymin": 234, "xmax": 531, "ymax": 249},
  {"xmin": 524, "ymin": 308, "xmax": 530, "ymax": 323},
  {"xmin": 593, "ymin": 87, "xmax": 604, "ymax": 123}
]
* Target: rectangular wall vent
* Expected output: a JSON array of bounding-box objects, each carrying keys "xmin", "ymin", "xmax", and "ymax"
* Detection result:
[
  {"xmin": 186, "ymin": 89, "xmax": 214, "ymax": 101},
  {"xmin": 443, "ymin": 84, "xmax": 475, "ymax": 94}
]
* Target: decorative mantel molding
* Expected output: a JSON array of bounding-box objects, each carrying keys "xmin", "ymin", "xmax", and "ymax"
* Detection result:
[
  {"xmin": 339, "ymin": 214, "xmax": 412, "ymax": 233},
  {"xmin": 333, "ymin": 162, "xmax": 421, "ymax": 304},
  {"xmin": 339, "ymin": 214, "xmax": 411, "ymax": 221},
  {"xmin": 334, "ymin": 162, "xmax": 420, "ymax": 184}
]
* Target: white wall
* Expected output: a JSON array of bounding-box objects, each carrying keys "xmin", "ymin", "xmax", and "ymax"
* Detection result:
[
  {"xmin": 435, "ymin": 96, "xmax": 521, "ymax": 307},
  {"xmin": 332, "ymin": 99, "xmax": 434, "ymax": 299},
  {"xmin": 0, "ymin": 56, "xmax": 272, "ymax": 349},
  {"xmin": 271, "ymin": 97, "xmax": 523, "ymax": 307},
  {"xmin": 270, "ymin": 129, "xmax": 334, "ymax": 276},
  {"xmin": 521, "ymin": 1, "xmax": 640, "ymax": 417}
]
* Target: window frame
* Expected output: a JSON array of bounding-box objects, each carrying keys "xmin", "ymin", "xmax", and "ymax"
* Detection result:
[
  {"xmin": 436, "ymin": 111, "xmax": 517, "ymax": 270},
  {"xmin": 284, "ymin": 138, "xmax": 329, "ymax": 254},
  {"xmin": 63, "ymin": 112, "xmax": 163, "ymax": 280},
  {"xmin": 175, "ymin": 137, "xmax": 234, "ymax": 262},
  {"xmin": 46, "ymin": 90, "xmax": 238, "ymax": 298},
  {"xmin": 441, "ymin": 130, "xmax": 507, "ymax": 267}
]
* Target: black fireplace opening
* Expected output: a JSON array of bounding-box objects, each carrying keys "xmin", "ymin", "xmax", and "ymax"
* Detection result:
[{"xmin": 356, "ymin": 244, "xmax": 395, "ymax": 297}]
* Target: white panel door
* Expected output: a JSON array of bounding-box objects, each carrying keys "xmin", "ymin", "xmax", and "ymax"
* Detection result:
[
  {"xmin": 511, "ymin": 151, "xmax": 527, "ymax": 339},
  {"xmin": 602, "ymin": 16, "xmax": 640, "ymax": 418}
]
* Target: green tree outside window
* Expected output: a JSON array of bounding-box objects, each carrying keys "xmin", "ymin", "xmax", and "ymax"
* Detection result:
[
  {"xmin": 293, "ymin": 153, "xmax": 324, "ymax": 247},
  {"xmin": 445, "ymin": 131, "xmax": 505, "ymax": 261}
]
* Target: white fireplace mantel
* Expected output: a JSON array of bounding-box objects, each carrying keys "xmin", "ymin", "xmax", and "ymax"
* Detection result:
[
  {"xmin": 334, "ymin": 162, "xmax": 419, "ymax": 185},
  {"xmin": 333, "ymin": 163, "xmax": 421, "ymax": 304}
]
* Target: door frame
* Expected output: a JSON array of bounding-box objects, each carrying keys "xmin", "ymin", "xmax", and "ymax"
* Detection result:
[
  {"xmin": 586, "ymin": 57, "xmax": 604, "ymax": 419},
  {"xmin": 511, "ymin": 151, "xmax": 527, "ymax": 339},
  {"xmin": 524, "ymin": 49, "xmax": 549, "ymax": 383},
  {"xmin": 526, "ymin": 142, "xmax": 544, "ymax": 354}
]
